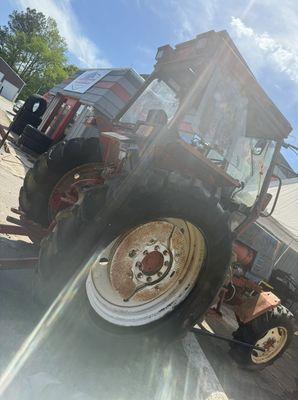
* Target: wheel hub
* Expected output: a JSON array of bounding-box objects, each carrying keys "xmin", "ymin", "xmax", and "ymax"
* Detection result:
[
  {"xmin": 263, "ymin": 337, "xmax": 276, "ymax": 351},
  {"xmin": 109, "ymin": 222, "xmax": 183, "ymax": 300},
  {"xmin": 140, "ymin": 250, "xmax": 164, "ymax": 275},
  {"xmin": 131, "ymin": 242, "xmax": 172, "ymax": 284},
  {"xmin": 48, "ymin": 163, "xmax": 104, "ymax": 222}
]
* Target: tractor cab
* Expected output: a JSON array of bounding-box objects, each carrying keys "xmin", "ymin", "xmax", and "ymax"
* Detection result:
[{"xmin": 105, "ymin": 30, "xmax": 291, "ymax": 230}]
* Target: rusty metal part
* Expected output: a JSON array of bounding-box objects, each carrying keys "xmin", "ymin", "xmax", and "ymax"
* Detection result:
[
  {"xmin": 131, "ymin": 241, "xmax": 172, "ymax": 286},
  {"xmin": 263, "ymin": 337, "xmax": 276, "ymax": 351},
  {"xmin": 48, "ymin": 163, "xmax": 105, "ymax": 221},
  {"xmin": 86, "ymin": 218, "xmax": 207, "ymax": 326},
  {"xmin": 234, "ymin": 292, "xmax": 280, "ymax": 324},
  {"xmin": 0, "ymin": 208, "xmax": 50, "ymax": 243},
  {"xmin": 140, "ymin": 251, "xmax": 164, "ymax": 275},
  {"xmin": 251, "ymin": 326, "xmax": 287, "ymax": 363},
  {"xmin": 232, "ymin": 276, "xmax": 263, "ymax": 293},
  {"xmin": 154, "ymin": 140, "xmax": 241, "ymax": 189},
  {"xmin": 109, "ymin": 220, "xmax": 188, "ymax": 302},
  {"xmin": 0, "ymin": 223, "xmax": 28, "ymax": 236}
]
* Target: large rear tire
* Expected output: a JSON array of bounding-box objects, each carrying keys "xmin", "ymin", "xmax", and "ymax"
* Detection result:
[
  {"xmin": 37, "ymin": 174, "xmax": 232, "ymax": 338},
  {"xmin": 19, "ymin": 137, "xmax": 102, "ymax": 227}
]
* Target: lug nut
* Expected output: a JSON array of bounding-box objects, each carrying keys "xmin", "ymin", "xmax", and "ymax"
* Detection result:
[
  {"xmin": 157, "ymin": 271, "xmax": 163, "ymax": 277},
  {"xmin": 163, "ymin": 250, "xmax": 168, "ymax": 255},
  {"xmin": 135, "ymin": 261, "xmax": 141, "ymax": 268},
  {"xmin": 129, "ymin": 250, "xmax": 137, "ymax": 258},
  {"xmin": 143, "ymin": 250, "xmax": 148, "ymax": 255},
  {"xmin": 154, "ymin": 245, "xmax": 160, "ymax": 251},
  {"xmin": 146, "ymin": 276, "xmax": 152, "ymax": 282},
  {"xmin": 150, "ymin": 238, "xmax": 155, "ymax": 243},
  {"xmin": 164, "ymin": 261, "xmax": 170, "ymax": 266},
  {"xmin": 137, "ymin": 272, "xmax": 143, "ymax": 278}
]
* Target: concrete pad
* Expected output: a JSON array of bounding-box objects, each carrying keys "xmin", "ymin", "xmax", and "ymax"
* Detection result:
[{"xmin": 0, "ymin": 265, "xmax": 229, "ymax": 400}]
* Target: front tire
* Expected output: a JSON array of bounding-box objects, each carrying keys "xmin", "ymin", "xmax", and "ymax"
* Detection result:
[
  {"xmin": 230, "ymin": 304, "xmax": 294, "ymax": 370},
  {"xmin": 37, "ymin": 174, "xmax": 232, "ymax": 337}
]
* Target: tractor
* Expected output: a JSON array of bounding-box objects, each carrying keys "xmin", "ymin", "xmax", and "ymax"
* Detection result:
[{"xmin": 15, "ymin": 30, "xmax": 295, "ymax": 369}]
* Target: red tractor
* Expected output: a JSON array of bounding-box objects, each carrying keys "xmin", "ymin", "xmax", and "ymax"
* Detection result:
[{"xmin": 16, "ymin": 30, "xmax": 295, "ymax": 369}]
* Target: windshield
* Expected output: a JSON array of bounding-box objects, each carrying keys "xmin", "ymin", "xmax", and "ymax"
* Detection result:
[
  {"xmin": 119, "ymin": 78, "xmax": 179, "ymax": 124},
  {"xmin": 230, "ymin": 139, "xmax": 276, "ymax": 206},
  {"xmin": 179, "ymin": 129, "xmax": 276, "ymax": 207}
]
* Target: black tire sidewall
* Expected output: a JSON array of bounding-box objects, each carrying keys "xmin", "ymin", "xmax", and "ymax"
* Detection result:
[{"xmin": 38, "ymin": 183, "xmax": 232, "ymax": 336}]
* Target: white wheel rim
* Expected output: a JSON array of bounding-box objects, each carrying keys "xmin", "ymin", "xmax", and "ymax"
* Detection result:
[
  {"xmin": 86, "ymin": 218, "xmax": 207, "ymax": 326},
  {"xmin": 251, "ymin": 326, "xmax": 288, "ymax": 364}
]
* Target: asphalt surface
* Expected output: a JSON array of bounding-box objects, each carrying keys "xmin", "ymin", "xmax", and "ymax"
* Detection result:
[{"xmin": 0, "ymin": 103, "xmax": 297, "ymax": 399}]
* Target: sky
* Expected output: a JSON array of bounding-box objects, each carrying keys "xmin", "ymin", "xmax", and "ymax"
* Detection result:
[{"xmin": 1, "ymin": 0, "xmax": 298, "ymax": 170}]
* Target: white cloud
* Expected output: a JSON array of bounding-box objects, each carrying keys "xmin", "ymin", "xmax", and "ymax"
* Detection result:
[
  {"xmin": 231, "ymin": 17, "xmax": 298, "ymax": 83},
  {"xmin": 16, "ymin": 0, "xmax": 111, "ymax": 68}
]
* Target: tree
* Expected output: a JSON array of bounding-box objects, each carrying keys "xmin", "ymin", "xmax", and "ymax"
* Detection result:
[{"xmin": 0, "ymin": 7, "xmax": 78, "ymax": 99}]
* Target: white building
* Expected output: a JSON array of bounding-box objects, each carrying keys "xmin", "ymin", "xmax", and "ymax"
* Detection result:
[
  {"xmin": 258, "ymin": 177, "xmax": 298, "ymax": 280},
  {"xmin": 0, "ymin": 58, "xmax": 25, "ymax": 101}
]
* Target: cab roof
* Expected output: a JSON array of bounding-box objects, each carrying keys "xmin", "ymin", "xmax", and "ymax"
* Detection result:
[{"xmin": 154, "ymin": 30, "xmax": 292, "ymax": 140}]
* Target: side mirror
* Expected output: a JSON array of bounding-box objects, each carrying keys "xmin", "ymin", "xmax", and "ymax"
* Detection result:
[{"xmin": 260, "ymin": 175, "xmax": 282, "ymax": 217}]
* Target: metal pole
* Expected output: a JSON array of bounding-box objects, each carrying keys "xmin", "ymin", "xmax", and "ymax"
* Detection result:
[
  {"xmin": 0, "ymin": 122, "xmax": 12, "ymax": 150},
  {"xmin": 192, "ymin": 327, "xmax": 265, "ymax": 352}
]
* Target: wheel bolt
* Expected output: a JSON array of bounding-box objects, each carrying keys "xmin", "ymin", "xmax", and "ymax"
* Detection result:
[
  {"xmin": 163, "ymin": 250, "xmax": 168, "ymax": 256},
  {"xmin": 129, "ymin": 250, "xmax": 137, "ymax": 258},
  {"xmin": 164, "ymin": 261, "xmax": 170, "ymax": 266},
  {"xmin": 154, "ymin": 245, "xmax": 160, "ymax": 251},
  {"xmin": 135, "ymin": 261, "xmax": 141, "ymax": 268},
  {"xmin": 157, "ymin": 271, "xmax": 163, "ymax": 277},
  {"xmin": 137, "ymin": 272, "xmax": 143, "ymax": 278},
  {"xmin": 143, "ymin": 250, "xmax": 148, "ymax": 255},
  {"xmin": 146, "ymin": 276, "xmax": 152, "ymax": 282}
]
